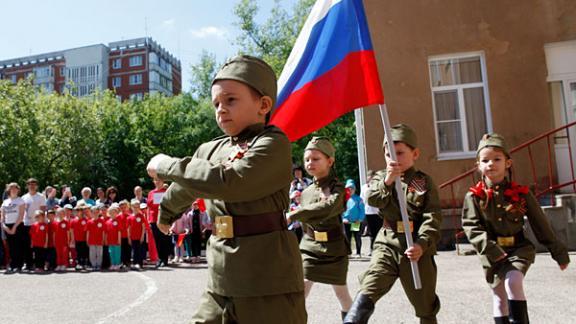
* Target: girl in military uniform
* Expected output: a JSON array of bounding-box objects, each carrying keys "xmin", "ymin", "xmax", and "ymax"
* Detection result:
[
  {"xmin": 462, "ymin": 133, "xmax": 570, "ymax": 324},
  {"xmin": 287, "ymin": 136, "xmax": 353, "ymax": 320}
]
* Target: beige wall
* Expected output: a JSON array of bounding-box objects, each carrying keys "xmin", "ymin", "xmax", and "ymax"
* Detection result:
[{"xmin": 362, "ymin": 0, "xmax": 576, "ymax": 202}]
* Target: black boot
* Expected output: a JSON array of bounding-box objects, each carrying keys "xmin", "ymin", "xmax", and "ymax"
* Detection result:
[
  {"xmin": 508, "ymin": 300, "xmax": 529, "ymax": 324},
  {"xmin": 341, "ymin": 311, "xmax": 348, "ymax": 320},
  {"xmin": 494, "ymin": 316, "xmax": 510, "ymax": 324},
  {"xmin": 343, "ymin": 293, "xmax": 374, "ymax": 324}
]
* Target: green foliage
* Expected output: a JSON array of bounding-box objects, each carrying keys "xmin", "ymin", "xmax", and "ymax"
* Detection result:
[{"xmin": 0, "ymin": 80, "xmax": 219, "ymax": 198}]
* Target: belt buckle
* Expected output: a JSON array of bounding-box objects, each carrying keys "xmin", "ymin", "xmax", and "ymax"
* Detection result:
[
  {"xmin": 497, "ymin": 236, "xmax": 515, "ymax": 247},
  {"xmin": 397, "ymin": 221, "xmax": 414, "ymax": 233},
  {"xmin": 314, "ymin": 231, "xmax": 328, "ymax": 242},
  {"xmin": 215, "ymin": 216, "xmax": 234, "ymax": 239}
]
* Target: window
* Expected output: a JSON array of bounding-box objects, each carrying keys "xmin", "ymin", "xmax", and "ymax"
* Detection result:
[
  {"xmin": 149, "ymin": 52, "xmax": 159, "ymax": 65},
  {"xmin": 112, "ymin": 77, "xmax": 121, "ymax": 88},
  {"xmin": 130, "ymin": 92, "xmax": 144, "ymax": 100},
  {"xmin": 59, "ymin": 67, "xmax": 65, "ymax": 76},
  {"xmin": 11, "ymin": 74, "xmax": 17, "ymax": 83},
  {"xmin": 129, "ymin": 55, "xmax": 143, "ymax": 67},
  {"xmin": 112, "ymin": 58, "xmax": 122, "ymax": 69},
  {"xmin": 428, "ymin": 53, "xmax": 492, "ymax": 158},
  {"xmin": 129, "ymin": 74, "xmax": 142, "ymax": 85}
]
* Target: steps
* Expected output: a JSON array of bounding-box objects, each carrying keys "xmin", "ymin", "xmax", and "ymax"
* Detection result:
[{"xmin": 525, "ymin": 193, "xmax": 576, "ymax": 251}]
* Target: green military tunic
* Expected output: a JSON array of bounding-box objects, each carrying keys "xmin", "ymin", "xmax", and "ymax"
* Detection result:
[
  {"xmin": 289, "ymin": 171, "xmax": 349, "ymax": 285},
  {"xmin": 359, "ymin": 167, "xmax": 442, "ymax": 323},
  {"xmin": 156, "ymin": 123, "xmax": 306, "ymax": 323},
  {"xmin": 462, "ymin": 179, "xmax": 570, "ymax": 288}
]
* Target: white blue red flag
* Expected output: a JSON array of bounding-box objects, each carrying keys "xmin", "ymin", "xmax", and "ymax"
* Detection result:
[{"xmin": 270, "ymin": 0, "xmax": 384, "ymax": 141}]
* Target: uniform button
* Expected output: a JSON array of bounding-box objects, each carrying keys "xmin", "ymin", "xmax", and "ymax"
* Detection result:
[
  {"xmin": 233, "ymin": 137, "xmax": 238, "ymax": 141},
  {"xmin": 515, "ymin": 218, "xmax": 519, "ymax": 222},
  {"xmin": 495, "ymin": 185, "xmax": 500, "ymax": 190},
  {"xmin": 497, "ymin": 204, "xmax": 502, "ymax": 208},
  {"xmin": 498, "ymin": 218, "xmax": 502, "ymax": 221}
]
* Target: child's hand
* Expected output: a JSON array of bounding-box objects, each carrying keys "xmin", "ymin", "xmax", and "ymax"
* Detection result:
[
  {"xmin": 404, "ymin": 243, "xmax": 423, "ymax": 261},
  {"xmin": 384, "ymin": 161, "xmax": 403, "ymax": 186},
  {"xmin": 342, "ymin": 218, "xmax": 349, "ymax": 224},
  {"xmin": 560, "ymin": 263, "xmax": 569, "ymax": 271}
]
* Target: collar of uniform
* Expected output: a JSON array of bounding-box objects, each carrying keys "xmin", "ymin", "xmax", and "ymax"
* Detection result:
[
  {"xmin": 484, "ymin": 178, "xmax": 508, "ymax": 191},
  {"xmin": 314, "ymin": 169, "xmax": 336, "ymax": 188},
  {"xmin": 230, "ymin": 123, "xmax": 266, "ymax": 145},
  {"xmin": 400, "ymin": 167, "xmax": 417, "ymax": 183}
]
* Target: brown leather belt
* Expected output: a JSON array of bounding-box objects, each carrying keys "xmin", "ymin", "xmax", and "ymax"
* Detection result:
[
  {"xmin": 383, "ymin": 220, "xmax": 414, "ymax": 233},
  {"xmin": 305, "ymin": 225, "xmax": 344, "ymax": 242},
  {"xmin": 496, "ymin": 232, "xmax": 525, "ymax": 248},
  {"xmin": 214, "ymin": 211, "xmax": 287, "ymax": 239}
]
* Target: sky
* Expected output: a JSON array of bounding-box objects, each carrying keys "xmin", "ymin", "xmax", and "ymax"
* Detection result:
[{"xmin": 0, "ymin": 0, "xmax": 299, "ymax": 92}]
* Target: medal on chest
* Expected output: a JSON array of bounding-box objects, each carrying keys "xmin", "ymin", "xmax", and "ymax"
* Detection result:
[
  {"xmin": 408, "ymin": 177, "xmax": 427, "ymax": 194},
  {"xmin": 224, "ymin": 142, "xmax": 249, "ymax": 169}
]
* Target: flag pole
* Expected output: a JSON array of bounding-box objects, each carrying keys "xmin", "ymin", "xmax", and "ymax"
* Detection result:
[{"xmin": 378, "ymin": 104, "xmax": 422, "ymax": 290}]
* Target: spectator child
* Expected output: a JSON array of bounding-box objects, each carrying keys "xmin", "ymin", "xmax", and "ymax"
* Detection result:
[
  {"xmin": 30, "ymin": 210, "xmax": 48, "ymax": 273},
  {"xmin": 117, "ymin": 200, "xmax": 132, "ymax": 268},
  {"xmin": 54, "ymin": 208, "xmax": 71, "ymax": 272},
  {"xmin": 106, "ymin": 204, "xmax": 123, "ymax": 270},
  {"xmin": 127, "ymin": 200, "xmax": 146, "ymax": 270},
  {"xmin": 86, "ymin": 206, "xmax": 105, "ymax": 271},
  {"xmin": 342, "ymin": 179, "xmax": 365, "ymax": 257},
  {"xmin": 71, "ymin": 205, "xmax": 89, "ymax": 270},
  {"xmin": 170, "ymin": 210, "xmax": 190, "ymax": 263},
  {"xmin": 45, "ymin": 210, "xmax": 57, "ymax": 271}
]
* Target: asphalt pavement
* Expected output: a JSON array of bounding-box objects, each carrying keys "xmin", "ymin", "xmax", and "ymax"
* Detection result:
[{"xmin": 0, "ymin": 240, "xmax": 574, "ymax": 324}]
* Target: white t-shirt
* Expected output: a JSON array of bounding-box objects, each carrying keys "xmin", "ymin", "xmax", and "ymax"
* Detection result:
[
  {"xmin": 1, "ymin": 197, "xmax": 26, "ymax": 224},
  {"xmin": 361, "ymin": 183, "xmax": 380, "ymax": 215},
  {"xmin": 22, "ymin": 192, "xmax": 46, "ymax": 226}
]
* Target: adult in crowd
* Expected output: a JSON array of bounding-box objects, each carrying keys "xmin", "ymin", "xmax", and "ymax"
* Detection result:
[
  {"xmin": 105, "ymin": 186, "xmax": 119, "ymax": 205},
  {"xmin": 95, "ymin": 187, "xmax": 107, "ymax": 205},
  {"xmin": 1, "ymin": 183, "xmax": 26, "ymax": 273},
  {"xmin": 134, "ymin": 186, "xmax": 147, "ymax": 204},
  {"xmin": 22, "ymin": 178, "xmax": 46, "ymax": 271},
  {"xmin": 44, "ymin": 186, "xmax": 60, "ymax": 211},
  {"xmin": 78, "ymin": 187, "xmax": 95, "ymax": 206},
  {"xmin": 58, "ymin": 185, "xmax": 77, "ymax": 208},
  {"xmin": 361, "ymin": 170, "xmax": 382, "ymax": 255},
  {"xmin": 147, "ymin": 178, "xmax": 170, "ymax": 267},
  {"xmin": 289, "ymin": 165, "xmax": 313, "ymax": 195},
  {"xmin": 342, "ymin": 179, "xmax": 365, "ymax": 257}
]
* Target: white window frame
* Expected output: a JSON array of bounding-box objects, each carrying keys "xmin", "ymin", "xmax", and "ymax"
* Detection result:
[
  {"xmin": 112, "ymin": 58, "xmax": 122, "ymax": 69},
  {"xmin": 428, "ymin": 51, "xmax": 493, "ymax": 160},
  {"xmin": 129, "ymin": 55, "xmax": 143, "ymax": 67},
  {"xmin": 129, "ymin": 74, "xmax": 142, "ymax": 85},
  {"xmin": 112, "ymin": 76, "xmax": 121, "ymax": 88}
]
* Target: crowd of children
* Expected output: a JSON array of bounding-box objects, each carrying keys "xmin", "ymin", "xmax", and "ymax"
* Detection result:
[{"xmin": 0, "ymin": 183, "xmax": 212, "ymax": 274}]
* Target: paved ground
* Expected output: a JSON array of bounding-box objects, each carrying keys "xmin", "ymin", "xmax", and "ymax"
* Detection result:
[{"xmin": 0, "ymin": 240, "xmax": 574, "ymax": 324}]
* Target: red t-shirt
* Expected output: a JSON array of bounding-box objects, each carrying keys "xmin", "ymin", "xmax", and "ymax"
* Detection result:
[
  {"xmin": 87, "ymin": 218, "xmax": 105, "ymax": 245},
  {"xmin": 48, "ymin": 221, "xmax": 58, "ymax": 248},
  {"xmin": 147, "ymin": 188, "xmax": 166, "ymax": 223},
  {"xmin": 105, "ymin": 218, "xmax": 122, "ymax": 246},
  {"xmin": 30, "ymin": 222, "xmax": 49, "ymax": 248},
  {"xmin": 117, "ymin": 212, "xmax": 131, "ymax": 238},
  {"xmin": 127, "ymin": 213, "xmax": 145, "ymax": 241},
  {"xmin": 54, "ymin": 220, "xmax": 70, "ymax": 247},
  {"xmin": 71, "ymin": 217, "xmax": 88, "ymax": 242}
]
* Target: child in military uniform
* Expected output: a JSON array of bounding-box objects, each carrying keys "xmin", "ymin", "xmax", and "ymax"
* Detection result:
[
  {"xmin": 286, "ymin": 137, "xmax": 353, "ymax": 320},
  {"xmin": 344, "ymin": 124, "xmax": 442, "ymax": 324},
  {"xmin": 462, "ymin": 133, "xmax": 570, "ymax": 324},
  {"xmin": 147, "ymin": 55, "xmax": 306, "ymax": 324}
]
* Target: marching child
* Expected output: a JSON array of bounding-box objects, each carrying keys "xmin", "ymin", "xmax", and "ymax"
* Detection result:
[
  {"xmin": 105, "ymin": 203, "xmax": 123, "ymax": 270},
  {"xmin": 30, "ymin": 210, "xmax": 48, "ymax": 273},
  {"xmin": 344, "ymin": 124, "xmax": 442, "ymax": 324},
  {"xmin": 71, "ymin": 204, "xmax": 89, "ymax": 270},
  {"xmin": 127, "ymin": 199, "xmax": 146, "ymax": 270},
  {"xmin": 462, "ymin": 133, "xmax": 570, "ymax": 323},
  {"xmin": 54, "ymin": 208, "xmax": 71, "ymax": 272},
  {"xmin": 86, "ymin": 206, "xmax": 105, "ymax": 271},
  {"xmin": 286, "ymin": 136, "xmax": 353, "ymax": 320}
]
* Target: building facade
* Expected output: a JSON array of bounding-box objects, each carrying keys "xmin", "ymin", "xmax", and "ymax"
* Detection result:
[
  {"xmin": 0, "ymin": 37, "xmax": 181, "ymax": 100},
  {"xmin": 360, "ymin": 0, "xmax": 576, "ymax": 203}
]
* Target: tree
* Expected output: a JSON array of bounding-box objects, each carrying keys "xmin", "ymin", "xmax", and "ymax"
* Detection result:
[{"xmin": 190, "ymin": 51, "xmax": 219, "ymax": 99}]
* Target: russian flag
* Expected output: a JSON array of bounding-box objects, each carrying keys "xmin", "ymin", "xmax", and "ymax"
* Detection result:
[{"xmin": 270, "ymin": 0, "xmax": 384, "ymax": 142}]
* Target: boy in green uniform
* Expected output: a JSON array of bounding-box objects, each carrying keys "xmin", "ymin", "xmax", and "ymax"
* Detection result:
[
  {"xmin": 147, "ymin": 55, "xmax": 306, "ymax": 324},
  {"xmin": 344, "ymin": 124, "xmax": 442, "ymax": 324}
]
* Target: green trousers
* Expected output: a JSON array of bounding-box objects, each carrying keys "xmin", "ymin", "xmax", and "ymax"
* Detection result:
[
  {"xmin": 191, "ymin": 290, "xmax": 307, "ymax": 324},
  {"xmin": 359, "ymin": 229, "xmax": 440, "ymax": 324}
]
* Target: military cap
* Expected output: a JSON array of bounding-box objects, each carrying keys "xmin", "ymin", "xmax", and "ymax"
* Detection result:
[
  {"xmin": 63, "ymin": 204, "xmax": 74, "ymax": 210},
  {"xmin": 140, "ymin": 203, "xmax": 148, "ymax": 209},
  {"xmin": 47, "ymin": 209, "xmax": 56, "ymax": 214},
  {"xmin": 130, "ymin": 198, "xmax": 140, "ymax": 206},
  {"xmin": 212, "ymin": 55, "xmax": 277, "ymax": 107},
  {"xmin": 305, "ymin": 136, "xmax": 335, "ymax": 158},
  {"xmin": 383, "ymin": 124, "xmax": 418, "ymax": 149},
  {"xmin": 477, "ymin": 133, "xmax": 510, "ymax": 157},
  {"xmin": 109, "ymin": 203, "xmax": 120, "ymax": 212}
]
